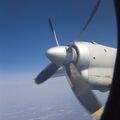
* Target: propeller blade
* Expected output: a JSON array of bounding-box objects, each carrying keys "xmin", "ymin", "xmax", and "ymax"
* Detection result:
[
  {"xmin": 48, "ymin": 17, "xmax": 59, "ymax": 46},
  {"xmin": 65, "ymin": 63, "xmax": 103, "ymax": 118},
  {"xmin": 81, "ymin": 0, "xmax": 102, "ymax": 32},
  {"xmin": 34, "ymin": 63, "xmax": 60, "ymax": 84}
]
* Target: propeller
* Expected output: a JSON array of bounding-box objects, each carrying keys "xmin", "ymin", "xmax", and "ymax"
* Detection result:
[
  {"xmin": 35, "ymin": 0, "xmax": 103, "ymax": 118},
  {"xmin": 81, "ymin": 0, "xmax": 102, "ymax": 33},
  {"xmin": 35, "ymin": 46, "xmax": 102, "ymax": 118}
]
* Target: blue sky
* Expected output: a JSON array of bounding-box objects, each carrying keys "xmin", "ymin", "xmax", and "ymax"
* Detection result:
[{"xmin": 0, "ymin": 0, "xmax": 117, "ymax": 76}]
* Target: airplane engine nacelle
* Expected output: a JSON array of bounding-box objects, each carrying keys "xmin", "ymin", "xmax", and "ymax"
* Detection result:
[{"xmin": 72, "ymin": 41, "xmax": 116, "ymax": 91}]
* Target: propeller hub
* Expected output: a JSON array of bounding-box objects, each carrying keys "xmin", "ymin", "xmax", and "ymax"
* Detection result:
[{"xmin": 46, "ymin": 46, "xmax": 77, "ymax": 66}]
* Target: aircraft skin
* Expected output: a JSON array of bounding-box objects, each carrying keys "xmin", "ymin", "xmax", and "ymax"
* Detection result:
[{"xmin": 53, "ymin": 41, "xmax": 117, "ymax": 92}]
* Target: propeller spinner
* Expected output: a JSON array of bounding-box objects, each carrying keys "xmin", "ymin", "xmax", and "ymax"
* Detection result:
[{"xmin": 46, "ymin": 46, "xmax": 77, "ymax": 66}]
